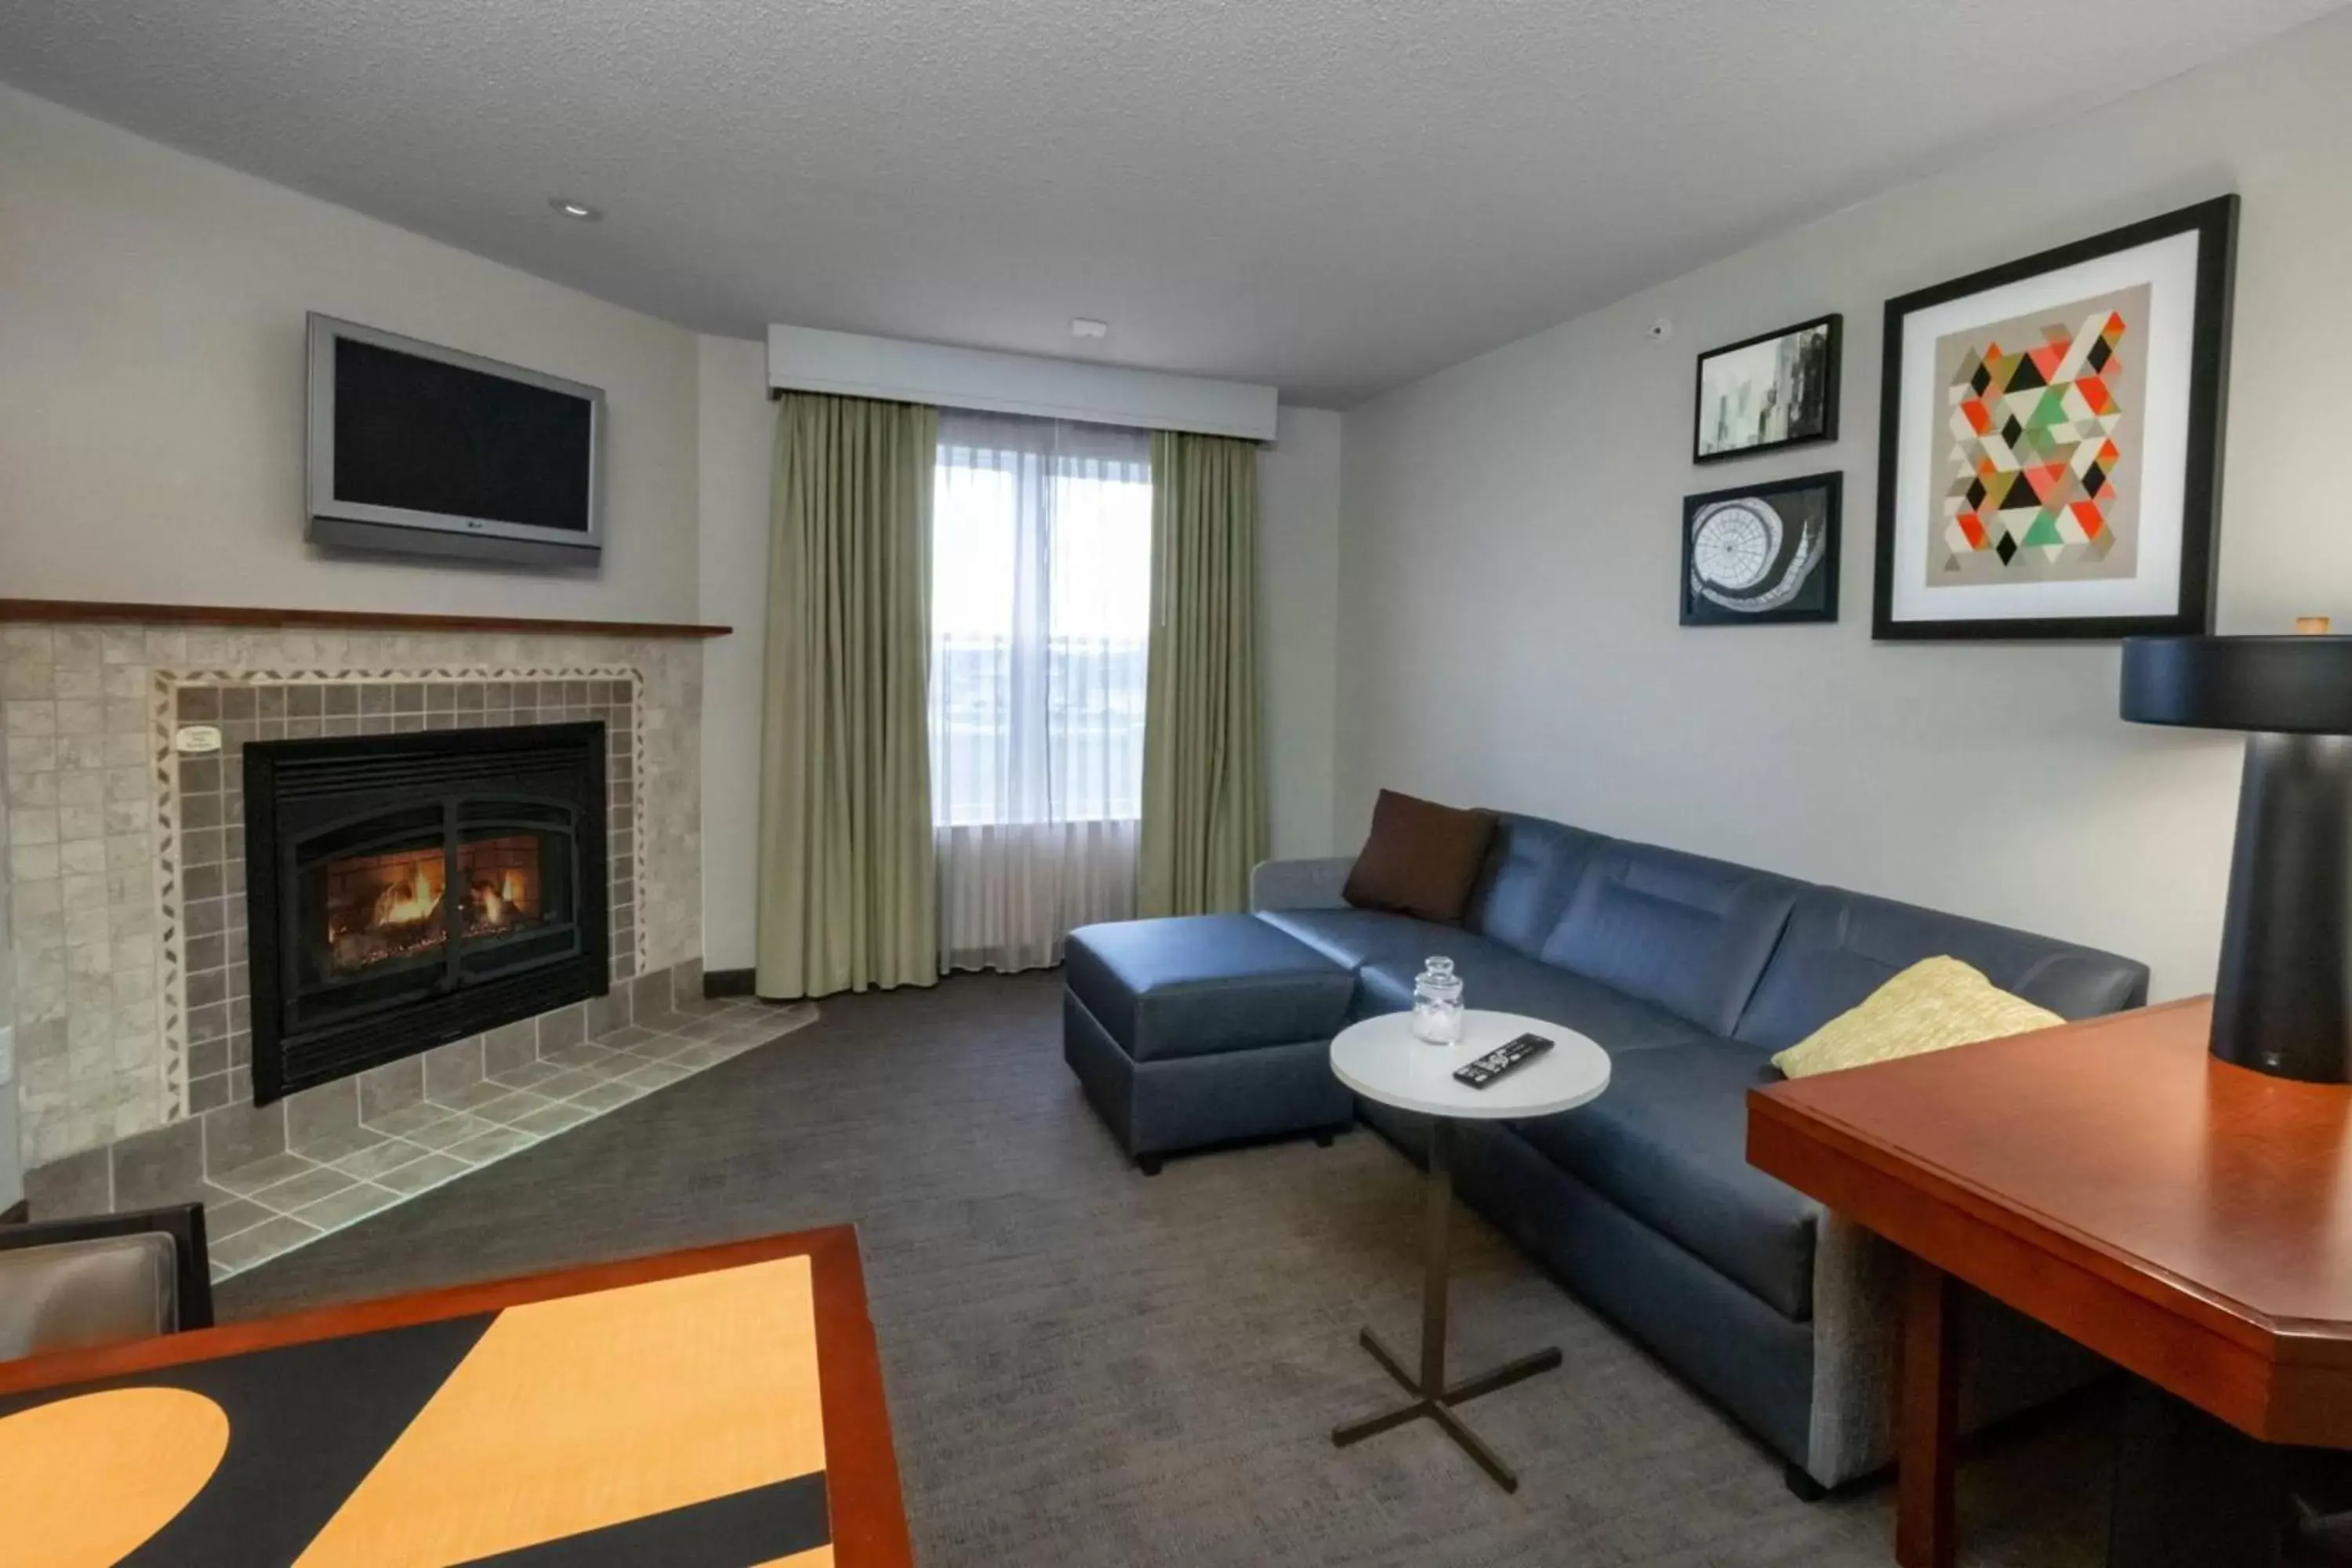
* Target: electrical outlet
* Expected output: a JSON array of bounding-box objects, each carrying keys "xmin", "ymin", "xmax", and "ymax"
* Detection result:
[{"xmin": 0, "ymin": 1024, "xmax": 14, "ymax": 1085}]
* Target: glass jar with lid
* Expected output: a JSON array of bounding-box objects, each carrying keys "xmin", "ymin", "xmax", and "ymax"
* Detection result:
[{"xmin": 1410, "ymin": 956, "xmax": 1465, "ymax": 1044}]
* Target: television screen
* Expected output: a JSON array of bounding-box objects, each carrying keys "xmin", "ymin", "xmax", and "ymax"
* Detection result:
[{"xmin": 307, "ymin": 314, "xmax": 603, "ymax": 567}]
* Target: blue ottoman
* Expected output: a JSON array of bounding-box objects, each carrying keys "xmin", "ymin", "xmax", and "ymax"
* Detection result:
[{"xmin": 1064, "ymin": 914, "xmax": 1359, "ymax": 1172}]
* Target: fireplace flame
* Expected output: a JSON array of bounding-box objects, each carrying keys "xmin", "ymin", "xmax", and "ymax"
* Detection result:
[
  {"xmin": 371, "ymin": 860, "xmax": 443, "ymax": 928},
  {"xmin": 468, "ymin": 868, "xmax": 535, "ymax": 931},
  {"xmin": 327, "ymin": 837, "xmax": 542, "ymax": 971}
]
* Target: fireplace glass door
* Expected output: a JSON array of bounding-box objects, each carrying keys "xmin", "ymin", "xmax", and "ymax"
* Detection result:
[
  {"xmin": 292, "ymin": 804, "xmax": 583, "ymax": 1025},
  {"xmin": 299, "ymin": 804, "xmax": 451, "ymax": 1010},
  {"xmin": 251, "ymin": 722, "xmax": 608, "ymax": 1102},
  {"xmin": 455, "ymin": 800, "xmax": 577, "ymax": 977},
  {"xmin": 252, "ymin": 724, "xmax": 612, "ymax": 1105}
]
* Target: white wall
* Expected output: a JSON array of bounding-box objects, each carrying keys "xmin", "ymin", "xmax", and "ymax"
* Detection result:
[
  {"xmin": 1258, "ymin": 408, "xmax": 1345, "ymax": 858},
  {"xmin": 0, "ymin": 85, "xmax": 701, "ymax": 622},
  {"xmin": 695, "ymin": 358, "xmax": 1348, "ymax": 969},
  {"xmin": 1336, "ymin": 9, "xmax": 2352, "ymax": 1001},
  {"xmin": 697, "ymin": 336, "xmax": 776, "ymax": 972}
]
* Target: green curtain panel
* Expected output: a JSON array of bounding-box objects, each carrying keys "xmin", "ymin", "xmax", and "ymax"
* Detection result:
[
  {"xmin": 755, "ymin": 392, "xmax": 941, "ymax": 998},
  {"xmin": 1138, "ymin": 430, "xmax": 1269, "ymax": 917}
]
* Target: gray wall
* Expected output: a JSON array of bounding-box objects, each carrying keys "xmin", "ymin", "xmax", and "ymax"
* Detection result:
[
  {"xmin": 0, "ymin": 1072, "xmax": 19, "ymax": 1215},
  {"xmin": 1, "ymin": 786, "xmax": 18, "ymax": 1212},
  {"xmin": 1255, "ymin": 408, "xmax": 1346, "ymax": 862},
  {"xmin": 693, "ymin": 335, "xmax": 777, "ymax": 977},
  {"xmin": 1334, "ymin": 9, "xmax": 2352, "ymax": 1000}
]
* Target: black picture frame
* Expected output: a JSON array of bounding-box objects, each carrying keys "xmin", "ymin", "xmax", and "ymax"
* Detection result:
[
  {"xmin": 1693, "ymin": 314, "xmax": 1842, "ymax": 464},
  {"xmin": 1871, "ymin": 194, "xmax": 2238, "ymax": 641},
  {"xmin": 1681, "ymin": 470, "xmax": 1842, "ymax": 626}
]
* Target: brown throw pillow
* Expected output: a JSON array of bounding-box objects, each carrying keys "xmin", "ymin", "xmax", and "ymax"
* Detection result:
[{"xmin": 1342, "ymin": 789, "xmax": 1497, "ymax": 925}]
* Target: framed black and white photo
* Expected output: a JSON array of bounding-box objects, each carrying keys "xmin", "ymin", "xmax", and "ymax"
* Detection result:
[
  {"xmin": 1693, "ymin": 314, "xmax": 1840, "ymax": 463},
  {"xmin": 1872, "ymin": 195, "xmax": 2237, "ymax": 641},
  {"xmin": 1682, "ymin": 471, "xmax": 1841, "ymax": 626}
]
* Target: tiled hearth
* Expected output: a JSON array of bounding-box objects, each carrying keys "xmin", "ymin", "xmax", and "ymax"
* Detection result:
[
  {"xmin": 29, "ymin": 964, "xmax": 814, "ymax": 1280},
  {"xmin": 2, "ymin": 619, "xmax": 714, "ymax": 1241}
]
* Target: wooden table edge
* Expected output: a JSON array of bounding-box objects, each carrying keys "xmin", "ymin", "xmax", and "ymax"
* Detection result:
[
  {"xmin": 1746, "ymin": 1035, "xmax": 2299, "ymax": 1359},
  {"xmin": 808, "ymin": 1226, "xmax": 919, "ymax": 1567},
  {"xmin": 0, "ymin": 1225, "xmax": 916, "ymax": 1568},
  {"xmin": 1750, "ymin": 1069, "xmax": 2352, "ymax": 1448}
]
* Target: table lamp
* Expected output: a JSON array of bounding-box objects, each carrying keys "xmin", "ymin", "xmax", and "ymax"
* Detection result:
[{"xmin": 2122, "ymin": 623, "xmax": 2352, "ymax": 1083}]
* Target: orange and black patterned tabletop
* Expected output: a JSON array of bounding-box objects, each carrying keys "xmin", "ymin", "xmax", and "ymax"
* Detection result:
[{"xmin": 0, "ymin": 1227, "xmax": 911, "ymax": 1567}]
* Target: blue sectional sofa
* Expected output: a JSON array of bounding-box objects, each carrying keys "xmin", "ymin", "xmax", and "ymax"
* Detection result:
[{"xmin": 1063, "ymin": 809, "xmax": 2149, "ymax": 1490}]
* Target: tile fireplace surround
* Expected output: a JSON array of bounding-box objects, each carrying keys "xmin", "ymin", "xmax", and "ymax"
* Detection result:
[{"xmin": 0, "ymin": 615, "xmax": 764, "ymax": 1273}]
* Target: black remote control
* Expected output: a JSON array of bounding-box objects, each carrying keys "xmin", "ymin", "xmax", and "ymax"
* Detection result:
[{"xmin": 1454, "ymin": 1033, "xmax": 1553, "ymax": 1088}]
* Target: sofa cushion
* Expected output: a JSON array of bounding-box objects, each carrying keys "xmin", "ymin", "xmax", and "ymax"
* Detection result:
[
  {"xmin": 1733, "ymin": 887, "xmax": 2152, "ymax": 1052},
  {"xmin": 1341, "ymin": 789, "xmax": 1497, "ymax": 924},
  {"xmin": 1254, "ymin": 906, "xmax": 1516, "ymax": 977},
  {"xmin": 1509, "ymin": 1040, "xmax": 1819, "ymax": 1320},
  {"xmin": 1065, "ymin": 915, "xmax": 1355, "ymax": 1062},
  {"xmin": 1539, "ymin": 841, "xmax": 1802, "ymax": 1036},
  {"xmin": 1464, "ymin": 812, "xmax": 1610, "ymax": 958},
  {"xmin": 1356, "ymin": 951, "xmax": 1709, "ymax": 1058}
]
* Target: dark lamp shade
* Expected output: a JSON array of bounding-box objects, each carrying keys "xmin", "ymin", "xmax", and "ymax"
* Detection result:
[{"xmin": 2121, "ymin": 636, "xmax": 2352, "ymax": 735}]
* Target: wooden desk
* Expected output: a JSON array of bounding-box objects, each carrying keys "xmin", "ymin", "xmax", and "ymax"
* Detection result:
[
  {"xmin": 1748, "ymin": 998, "xmax": 2352, "ymax": 1567},
  {"xmin": 0, "ymin": 1226, "xmax": 913, "ymax": 1566}
]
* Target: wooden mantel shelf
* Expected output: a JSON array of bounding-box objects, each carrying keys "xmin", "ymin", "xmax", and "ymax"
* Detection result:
[{"xmin": 0, "ymin": 597, "xmax": 731, "ymax": 640}]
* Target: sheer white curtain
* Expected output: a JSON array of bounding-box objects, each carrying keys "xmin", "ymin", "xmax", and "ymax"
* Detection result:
[{"xmin": 931, "ymin": 411, "xmax": 1152, "ymax": 972}]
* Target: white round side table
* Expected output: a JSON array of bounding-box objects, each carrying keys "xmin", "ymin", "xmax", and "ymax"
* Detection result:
[{"xmin": 1329, "ymin": 1009, "xmax": 1610, "ymax": 1491}]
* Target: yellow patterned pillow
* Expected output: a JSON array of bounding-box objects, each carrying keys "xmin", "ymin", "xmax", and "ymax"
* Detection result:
[{"xmin": 1770, "ymin": 956, "xmax": 2063, "ymax": 1080}]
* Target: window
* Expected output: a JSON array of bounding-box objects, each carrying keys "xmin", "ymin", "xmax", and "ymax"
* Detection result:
[
  {"xmin": 929, "ymin": 413, "xmax": 1152, "ymax": 828},
  {"xmin": 928, "ymin": 411, "xmax": 1153, "ymax": 973}
]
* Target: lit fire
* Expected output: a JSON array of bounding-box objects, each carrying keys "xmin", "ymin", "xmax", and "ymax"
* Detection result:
[
  {"xmin": 472, "ymin": 869, "xmax": 531, "ymax": 928},
  {"xmin": 370, "ymin": 859, "xmax": 445, "ymax": 928},
  {"xmin": 326, "ymin": 840, "xmax": 543, "ymax": 972}
]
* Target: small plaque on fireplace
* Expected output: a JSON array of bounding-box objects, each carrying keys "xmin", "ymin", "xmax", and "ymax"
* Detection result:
[{"xmin": 174, "ymin": 724, "xmax": 223, "ymax": 753}]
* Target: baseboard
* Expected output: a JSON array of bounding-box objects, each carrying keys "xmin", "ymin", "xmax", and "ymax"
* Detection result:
[
  {"xmin": 0, "ymin": 1199, "xmax": 27, "ymax": 1225},
  {"xmin": 703, "ymin": 967, "xmax": 757, "ymax": 999}
]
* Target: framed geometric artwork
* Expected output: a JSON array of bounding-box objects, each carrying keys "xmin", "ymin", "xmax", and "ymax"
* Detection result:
[
  {"xmin": 1682, "ymin": 471, "xmax": 1842, "ymax": 626},
  {"xmin": 1871, "ymin": 195, "xmax": 2238, "ymax": 641},
  {"xmin": 1693, "ymin": 314, "xmax": 1840, "ymax": 463}
]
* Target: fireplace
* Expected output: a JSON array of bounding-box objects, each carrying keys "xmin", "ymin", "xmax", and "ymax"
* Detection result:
[{"xmin": 244, "ymin": 724, "xmax": 609, "ymax": 1103}]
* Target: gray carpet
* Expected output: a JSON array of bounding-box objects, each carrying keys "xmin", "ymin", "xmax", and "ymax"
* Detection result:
[{"xmin": 223, "ymin": 970, "xmax": 2110, "ymax": 1566}]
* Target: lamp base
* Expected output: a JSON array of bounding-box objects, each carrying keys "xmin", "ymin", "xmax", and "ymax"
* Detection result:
[{"xmin": 2212, "ymin": 732, "xmax": 2352, "ymax": 1083}]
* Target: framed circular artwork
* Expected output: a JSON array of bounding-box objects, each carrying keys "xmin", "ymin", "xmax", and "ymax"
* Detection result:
[{"xmin": 1681, "ymin": 471, "xmax": 1842, "ymax": 626}]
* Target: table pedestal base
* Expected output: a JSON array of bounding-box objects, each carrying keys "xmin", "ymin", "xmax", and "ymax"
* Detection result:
[
  {"xmin": 1332, "ymin": 1328, "xmax": 1561, "ymax": 1490},
  {"xmin": 1330, "ymin": 1119, "xmax": 1559, "ymax": 1492}
]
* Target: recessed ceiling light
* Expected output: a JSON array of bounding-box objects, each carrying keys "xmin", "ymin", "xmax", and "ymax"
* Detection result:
[
  {"xmin": 549, "ymin": 198, "xmax": 603, "ymax": 222},
  {"xmin": 1070, "ymin": 318, "xmax": 1109, "ymax": 339}
]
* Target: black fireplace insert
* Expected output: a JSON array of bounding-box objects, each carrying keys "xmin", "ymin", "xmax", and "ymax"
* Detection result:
[{"xmin": 244, "ymin": 724, "xmax": 608, "ymax": 1104}]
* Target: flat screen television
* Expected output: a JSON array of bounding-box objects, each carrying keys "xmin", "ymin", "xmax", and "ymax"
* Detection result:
[{"xmin": 306, "ymin": 313, "xmax": 604, "ymax": 567}]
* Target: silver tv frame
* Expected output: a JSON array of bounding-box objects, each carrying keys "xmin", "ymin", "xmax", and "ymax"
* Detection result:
[{"xmin": 305, "ymin": 312, "xmax": 605, "ymax": 568}]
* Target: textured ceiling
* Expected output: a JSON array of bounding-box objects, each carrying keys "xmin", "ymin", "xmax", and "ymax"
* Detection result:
[{"xmin": 0, "ymin": 0, "xmax": 2339, "ymax": 405}]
